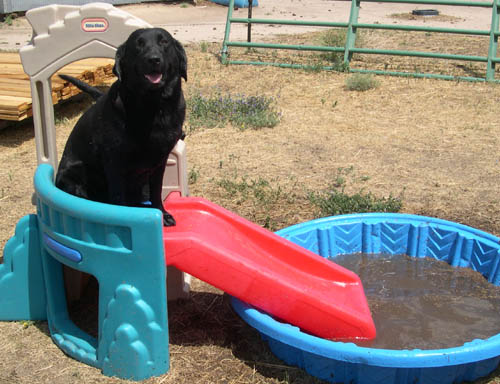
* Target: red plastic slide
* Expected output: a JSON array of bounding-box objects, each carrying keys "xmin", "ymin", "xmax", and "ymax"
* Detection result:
[{"xmin": 163, "ymin": 193, "xmax": 376, "ymax": 341}]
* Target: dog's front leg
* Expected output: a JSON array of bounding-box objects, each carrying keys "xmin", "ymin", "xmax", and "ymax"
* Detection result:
[
  {"xmin": 104, "ymin": 165, "xmax": 130, "ymax": 206},
  {"xmin": 149, "ymin": 160, "xmax": 176, "ymax": 227}
]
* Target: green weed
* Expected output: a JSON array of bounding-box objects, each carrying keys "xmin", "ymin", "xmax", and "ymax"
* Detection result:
[
  {"xmin": 217, "ymin": 176, "xmax": 283, "ymax": 207},
  {"xmin": 345, "ymin": 73, "xmax": 380, "ymax": 91},
  {"xmin": 188, "ymin": 167, "xmax": 200, "ymax": 185},
  {"xmin": 187, "ymin": 91, "xmax": 281, "ymax": 131},
  {"xmin": 317, "ymin": 28, "xmax": 365, "ymax": 71},
  {"xmin": 302, "ymin": 59, "xmax": 324, "ymax": 73},
  {"xmin": 308, "ymin": 167, "xmax": 402, "ymax": 217},
  {"xmin": 199, "ymin": 41, "xmax": 209, "ymax": 53},
  {"xmin": 1, "ymin": 13, "xmax": 16, "ymax": 26},
  {"xmin": 319, "ymin": 29, "xmax": 347, "ymax": 64},
  {"xmin": 214, "ymin": 170, "xmax": 297, "ymax": 230},
  {"xmin": 19, "ymin": 320, "xmax": 36, "ymax": 329},
  {"xmin": 55, "ymin": 116, "xmax": 70, "ymax": 125}
]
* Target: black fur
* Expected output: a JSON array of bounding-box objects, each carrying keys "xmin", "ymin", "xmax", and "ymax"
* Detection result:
[{"xmin": 59, "ymin": 74, "xmax": 104, "ymax": 101}]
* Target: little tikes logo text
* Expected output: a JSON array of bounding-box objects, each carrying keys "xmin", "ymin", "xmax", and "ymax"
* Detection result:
[{"xmin": 81, "ymin": 18, "xmax": 109, "ymax": 32}]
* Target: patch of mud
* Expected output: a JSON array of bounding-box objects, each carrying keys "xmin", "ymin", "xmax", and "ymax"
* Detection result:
[{"xmin": 390, "ymin": 12, "xmax": 465, "ymax": 23}]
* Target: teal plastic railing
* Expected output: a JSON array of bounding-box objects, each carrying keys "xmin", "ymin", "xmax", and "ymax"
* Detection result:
[
  {"xmin": 0, "ymin": 164, "xmax": 169, "ymax": 380},
  {"xmin": 221, "ymin": 0, "xmax": 500, "ymax": 82}
]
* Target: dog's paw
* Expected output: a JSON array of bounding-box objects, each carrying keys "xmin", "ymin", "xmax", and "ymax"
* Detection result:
[{"xmin": 163, "ymin": 212, "xmax": 176, "ymax": 227}]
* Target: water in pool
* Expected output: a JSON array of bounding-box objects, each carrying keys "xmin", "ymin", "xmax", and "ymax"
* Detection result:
[{"xmin": 331, "ymin": 253, "xmax": 500, "ymax": 349}]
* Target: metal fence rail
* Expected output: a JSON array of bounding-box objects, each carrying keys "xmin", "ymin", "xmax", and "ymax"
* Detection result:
[{"xmin": 221, "ymin": 0, "xmax": 500, "ymax": 82}]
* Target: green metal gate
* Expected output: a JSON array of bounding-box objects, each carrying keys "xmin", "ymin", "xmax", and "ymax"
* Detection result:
[{"xmin": 221, "ymin": 0, "xmax": 500, "ymax": 82}]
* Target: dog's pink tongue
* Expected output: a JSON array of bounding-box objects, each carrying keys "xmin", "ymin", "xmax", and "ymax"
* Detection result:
[{"xmin": 145, "ymin": 73, "xmax": 162, "ymax": 84}]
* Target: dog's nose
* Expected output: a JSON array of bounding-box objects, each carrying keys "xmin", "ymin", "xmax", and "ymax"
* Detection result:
[{"xmin": 148, "ymin": 56, "xmax": 161, "ymax": 66}]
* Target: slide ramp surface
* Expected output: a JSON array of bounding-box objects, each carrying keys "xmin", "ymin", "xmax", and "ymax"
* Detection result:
[{"xmin": 163, "ymin": 195, "xmax": 375, "ymax": 341}]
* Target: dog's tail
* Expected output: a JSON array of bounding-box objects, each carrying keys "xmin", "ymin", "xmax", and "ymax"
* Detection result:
[{"xmin": 59, "ymin": 74, "xmax": 104, "ymax": 101}]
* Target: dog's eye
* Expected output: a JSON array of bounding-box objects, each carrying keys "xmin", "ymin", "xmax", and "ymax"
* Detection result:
[
  {"xmin": 158, "ymin": 35, "xmax": 169, "ymax": 46},
  {"xmin": 137, "ymin": 38, "xmax": 145, "ymax": 48}
]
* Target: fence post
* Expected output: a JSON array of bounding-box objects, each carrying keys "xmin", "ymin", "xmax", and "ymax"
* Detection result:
[
  {"xmin": 248, "ymin": 0, "xmax": 253, "ymax": 42},
  {"xmin": 221, "ymin": 0, "xmax": 236, "ymax": 64},
  {"xmin": 486, "ymin": 0, "xmax": 499, "ymax": 81},
  {"xmin": 344, "ymin": 0, "xmax": 361, "ymax": 66}
]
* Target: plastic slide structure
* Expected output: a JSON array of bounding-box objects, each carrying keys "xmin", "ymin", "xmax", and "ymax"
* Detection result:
[{"xmin": 163, "ymin": 193, "xmax": 376, "ymax": 341}]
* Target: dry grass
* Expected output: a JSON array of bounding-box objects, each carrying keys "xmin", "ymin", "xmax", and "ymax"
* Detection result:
[{"xmin": 1, "ymin": 30, "xmax": 500, "ymax": 384}]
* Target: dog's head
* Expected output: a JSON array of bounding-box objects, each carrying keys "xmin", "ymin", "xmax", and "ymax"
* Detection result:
[{"xmin": 113, "ymin": 28, "xmax": 187, "ymax": 96}]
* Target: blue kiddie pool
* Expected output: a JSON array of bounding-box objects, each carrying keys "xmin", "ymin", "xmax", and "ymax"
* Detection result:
[
  {"xmin": 210, "ymin": 0, "xmax": 257, "ymax": 7},
  {"xmin": 231, "ymin": 213, "xmax": 500, "ymax": 384}
]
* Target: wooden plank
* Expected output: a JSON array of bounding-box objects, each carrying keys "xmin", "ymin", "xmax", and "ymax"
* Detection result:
[
  {"xmin": 0, "ymin": 109, "xmax": 26, "ymax": 115},
  {"xmin": 0, "ymin": 77, "xmax": 31, "ymax": 85},
  {"xmin": 0, "ymin": 105, "xmax": 29, "ymax": 113},
  {"xmin": 1, "ymin": 63, "xmax": 28, "ymax": 71},
  {"xmin": 0, "ymin": 53, "xmax": 22, "ymax": 64},
  {"xmin": 0, "ymin": 84, "xmax": 32, "ymax": 93},
  {"xmin": 0, "ymin": 70, "xmax": 29, "ymax": 77},
  {"xmin": 0, "ymin": 74, "xmax": 29, "ymax": 80},
  {"xmin": 0, "ymin": 112, "xmax": 29, "ymax": 121},
  {"xmin": 0, "ymin": 89, "xmax": 35, "ymax": 99},
  {"xmin": 0, "ymin": 53, "xmax": 115, "ymax": 121},
  {"xmin": 0, "ymin": 95, "xmax": 31, "ymax": 106},
  {"xmin": 0, "ymin": 89, "xmax": 57, "ymax": 103}
]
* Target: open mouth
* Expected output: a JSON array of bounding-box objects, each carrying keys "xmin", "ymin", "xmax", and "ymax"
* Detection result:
[{"xmin": 144, "ymin": 73, "xmax": 163, "ymax": 84}]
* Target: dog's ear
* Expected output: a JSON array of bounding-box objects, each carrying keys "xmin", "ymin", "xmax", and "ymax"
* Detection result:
[
  {"xmin": 113, "ymin": 43, "xmax": 126, "ymax": 81},
  {"xmin": 174, "ymin": 40, "xmax": 187, "ymax": 81}
]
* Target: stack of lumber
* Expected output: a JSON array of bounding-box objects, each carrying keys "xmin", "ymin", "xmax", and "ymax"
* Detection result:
[{"xmin": 0, "ymin": 52, "xmax": 115, "ymax": 121}]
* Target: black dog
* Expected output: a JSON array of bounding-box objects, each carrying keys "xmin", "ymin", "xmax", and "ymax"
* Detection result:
[{"xmin": 56, "ymin": 28, "xmax": 187, "ymax": 226}]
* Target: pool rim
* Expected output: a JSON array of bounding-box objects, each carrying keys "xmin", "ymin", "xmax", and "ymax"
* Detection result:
[{"xmin": 230, "ymin": 212, "xmax": 500, "ymax": 369}]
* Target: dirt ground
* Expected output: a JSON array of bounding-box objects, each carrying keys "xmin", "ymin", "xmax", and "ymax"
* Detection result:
[
  {"xmin": 0, "ymin": 0, "xmax": 493, "ymax": 49},
  {"xmin": 1, "ymin": 1, "xmax": 500, "ymax": 384}
]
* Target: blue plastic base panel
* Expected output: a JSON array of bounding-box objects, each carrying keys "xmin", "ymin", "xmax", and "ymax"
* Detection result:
[
  {"xmin": 0, "ymin": 164, "xmax": 170, "ymax": 381},
  {"xmin": 33, "ymin": 164, "xmax": 170, "ymax": 381},
  {"xmin": 210, "ymin": 0, "xmax": 257, "ymax": 7},
  {"xmin": 0, "ymin": 214, "xmax": 47, "ymax": 321},
  {"xmin": 231, "ymin": 213, "xmax": 500, "ymax": 384}
]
